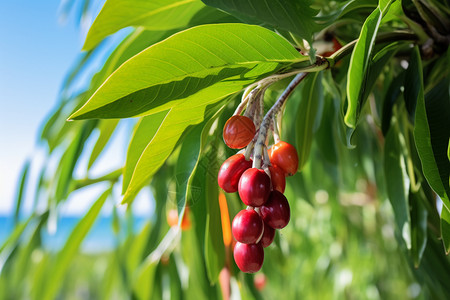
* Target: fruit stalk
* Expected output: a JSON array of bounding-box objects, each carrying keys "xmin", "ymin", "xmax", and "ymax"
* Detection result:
[{"xmin": 253, "ymin": 72, "xmax": 308, "ymax": 169}]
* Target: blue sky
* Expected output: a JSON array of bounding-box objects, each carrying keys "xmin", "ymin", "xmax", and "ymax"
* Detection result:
[
  {"xmin": 0, "ymin": 1, "xmax": 153, "ymax": 216},
  {"xmin": 0, "ymin": 1, "xmax": 83, "ymax": 213}
]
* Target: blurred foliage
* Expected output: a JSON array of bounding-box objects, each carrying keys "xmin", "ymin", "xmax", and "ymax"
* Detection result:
[{"xmin": 1, "ymin": 0, "xmax": 450, "ymax": 299}]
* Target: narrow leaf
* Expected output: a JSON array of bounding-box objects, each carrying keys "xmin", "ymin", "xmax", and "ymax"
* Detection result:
[
  {"xmin": 384, "ymin": 126, "xmax": 411, "ymax": 248},
  {"xmin": 295, "ymin": 71, "xmax": 323, "ymax": 171},
  {"xmin": 70, "ymin": 24, "xmax": 307, "ymax": 120},
  {"xmin": 87, "ymin": 119, "xmax": 119, "ymax": 169},
  {"xmin": 403, "ymin": 46, "xmax": 421, "ymax": 119},
  {"xmin": 13, "ymin": 160, "xmax": 30, "ymax": 223},
  {"xmin": 122, "ymin": 110, "xmax": 169, "ymax": 193},
  {"xmin": 410, "ymin": 191, "xmax": 428, "ymax": 267},
  {"xmin": 441, "ymin": 207, "xmax": 450, "ymax": 254},
  {"xmin": 39, "ymin": 187, "xmax": 110, "ymax": 300},
  {"xmin": 345, "ymin": 1, "xmax": 393, "ymax": 128}
]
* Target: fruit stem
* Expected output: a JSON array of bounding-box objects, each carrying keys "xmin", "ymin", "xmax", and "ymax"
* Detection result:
[
  {"xmin": 253, "ymin": 73, "xmax": 308, "ymax": 169},
  {"xmin": 234, "ymin": 83, "xmax": 258, "ymax": 115},
  {"xmin": 272, "ymin": 117, "xmax": 281, "ymax": 144}
]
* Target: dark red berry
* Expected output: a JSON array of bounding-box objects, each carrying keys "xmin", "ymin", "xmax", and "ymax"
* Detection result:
[
  {"xmin": 260, "ymin": 222, "xmax": 275, "ymax": 248},
  {"xmin": 218, "ymin": 154, "xmax": 252, "ymax": 193},
  {"xmin": 223, "ymin": 115, "xmax": 256, "ymax": 149},
  {"xmin": 233, "ymin": 242, "xmax": 264, "ymax": 273},
  {"xmin": 268, "ymin": 165, "xmax": 286, "ymax": 193},
  {"xmin": 232, "ymin": 209, "xmax": 264, "ymax": 244},
  {"xmin": 260, "ymin": 190, "xmax": 290, "ymax": 229},
  {"xmin": 238, "ymin": 168, "xmax": 271, "ymax": 207}
]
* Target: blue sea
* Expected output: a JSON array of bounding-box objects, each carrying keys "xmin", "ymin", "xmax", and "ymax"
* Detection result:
[{"xmin": 0, "ymin": 215, "xmax": 148, "ymax": 253}]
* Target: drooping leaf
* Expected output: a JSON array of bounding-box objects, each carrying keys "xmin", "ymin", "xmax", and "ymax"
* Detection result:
[
  {"xmin": 201, "ymin": 0, "xmax": 318, "ymax": 42},
  {"xmin": 70, "ymin": 24, "xmax": 307, "ymax": 121},
  {"xmin": 87, "ymin": 119, "xmax": 119, "ymax": 169},
  {"xmin": 122, "ymin": 110, "xmax": 169, "ymax": 193},
  {"xmin": 384, "ymin": 126, "xmax": 411, "ymax": 249},
  {"xmin": 345, "ymin": 0, "xmax": 394, "ymax": 128},
  {"xmin": 39, "ymin": 187, "xmax": 110, "ymax": 300},
  {"xmin": 441, "ymin": 207, "xmax": 450, "ymax": 254},
  {"xmin": 381, "ymin": 71, "xmax": 405, "ymax": 135},
  {"xmin": 403, "ymin": 46, "xmax": 422, "ymax": 120},
  {"xmin": 295, "ymin": 71, "xmax": 323, "ymax": 171},
  {"xmin": 83, "ymin": 0, "xmax": 210, "ymax": 50},
  {"xmin": 13, "ymin": 160, "xmax": 30, "ymax": 224}
]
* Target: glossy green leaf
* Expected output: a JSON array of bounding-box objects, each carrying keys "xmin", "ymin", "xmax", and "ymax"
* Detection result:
[
  {"xmin": 39, "ymin": 187, "xmax": 110, "ymax": 300},
  {"xmin": 70, "ymin": 24, "xmax": 307, "ymax": 121},
  {"xmin": 381, "ymin": 71, "xmax": 405, "ymax": 135},
  {"xmin": 441, "ymin": 207, "xmax": 450, "ymax": 254},
  {"xmin": 122, "ymin": 110, "xmax": 169, "ymax": 194},
  {"xmin": 84, "ymin": 0, "xmax": 207, "ymax": 50},
  {"xmin": 414, "ymin": 76, "xmax": 450, "ymax": 204},
  {"xmin": 384, "ymin": 126, "xmax": 411, "ymax": 249},
  {"xmin": 87, "ymin": 119, "xmax": 119, "ymax": 169},
  {"xmin": 295, "ymin": 71, "xmax": 323, "ymax": 171},
  {"xmin": 201, "ymin": 0, "xmax": 318, "ymax": 42},
  {"xmin": 126, "ymin": 222, "xmax": 152, "ymax": 279},
  {"xmin": 345, "ymin": 0, "xmax": 393, "ymax": 128}
]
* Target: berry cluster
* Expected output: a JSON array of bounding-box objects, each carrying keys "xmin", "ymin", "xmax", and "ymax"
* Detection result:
[{"xmin": 218, "ymin": 106, "xmax": 299, "ymax": 273}]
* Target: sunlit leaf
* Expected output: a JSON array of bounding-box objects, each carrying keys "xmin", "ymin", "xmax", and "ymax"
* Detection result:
[
  {"xmin": 122, "ymin": 110, "xmax": 169, "ymax": 193},
  {"xmin": 13, "ymin": 160, "xmax": 30, "ymax": 223},
  {"xmin": 70, "ymin": 24, "xmax": 307, "ymax": 120},
  {"xmin": 87, "ymin": 119, "xmax": 119, "ymax": 169}
]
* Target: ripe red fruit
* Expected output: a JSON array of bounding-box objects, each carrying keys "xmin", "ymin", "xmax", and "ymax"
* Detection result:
[
  {"xmin": 223, "ymin": 115, "xmax": 256, "ymax": 149},
  {"xmin": 218, "ymin": 154, "xmax": 252, "ymax": 193},
  {"xmin": 260, "ymin": 191, "xmax": 290, "ymax": 229},
  {"xmin": 238, "ymin": 168, "xmax": 271, "ymax": 207},
  {"xmin": 268, "ymin": 165, "xmax": 286, "ymax": 193},
  {"xmin": 233, "ymin": 242, "xmax": 264, "ymax": 273},
  {"xmin": 260, "ymin": 222, "xmax": 275, "ymax": 248},
  {"xmin": 269, "ymin": 141, "xmax": 299, "ymax": 176},
  {"xmin": 232, "ymin": 209, "xmax": 264, "ymax": 244}
]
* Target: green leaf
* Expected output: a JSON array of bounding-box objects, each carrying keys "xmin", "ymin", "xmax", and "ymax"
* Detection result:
[
  {"xmin": 295, "ymin": 71, "xmax": 323, "ymax": 171},
  {"xmin": 39, "ymin": 187, "xmax": 110, "ymax": 300},
  {"xmin": 122, "ymin": 110, "xmax": 169, "ymax": 194},
  {"xmin": 13, "ymin": 160, "xmax": 30, "ymax": 223},
  {"xmin": 83, "ymin": 0, "xmax": 208, "ymax": 50},
  {"xmin": 441, "ymin": 207, "xmax": 450, "ymax": 254},
  {"xmin": 414, "ymin": 76, "xmax": 450, "ymax": 208},
  {"xmin": 410, "ymin": 191, "xmax": 428, "ymax": 267},
  {"xmin": 69, "ymin": 24, "xmax": 307, "ymax": 120},
  {"xmin": 345, "ymin": 1, "xmax": 393, "ymax": 128},
  {"xmin": 384, "ymin": 126, "xmax": 411, "ymax": 249},
  {"xmin": 201, "ymin": 0, "xmax": 318, "ymax": 42},
  {"xmin": 87, "ymin": 119, "xmax": 119, "ymax": 169},
  {"xmin": 403, "ymin": 46, "xmax": 422, "ymax": 119}
]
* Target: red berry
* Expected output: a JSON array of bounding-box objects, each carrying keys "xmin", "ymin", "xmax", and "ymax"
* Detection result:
[
  {"xmin": 233, "ymin": 242, "xmax": 264, "ymax": 273},
  {"xmin": 268, "ymin": 165, "xmax": 286, "ymax": 193},
  {"xmin": 223, "ymin": 115, "xmax": 256, "ymax": 149},
  {"xmin": 232, "ymin": 209, "xmax": 264, "ymax": 244},
  {"xmin": 218, "ymin": 154, "xmax": 252, "ymax": 193},
  {"xmin": 260, "ymin": 222, "xmax": 275, "ymax": 248},
  {"xmin": 269, "ymin": 141, "xmax": 299, "ymax": 176},
  {"xmin": 238, "ymin": 168, "xmax": 271, "ymax": 207},
  {"xmin": 260, "ymin": 191, "xmax": 290, "ymax": 229}
]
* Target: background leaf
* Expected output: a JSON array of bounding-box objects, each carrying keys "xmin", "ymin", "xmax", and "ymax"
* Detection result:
[
  {"xmin": 295, "ymin": 71, "xmax": 324, "ymax": 171},
  {"xmin": 201, "ymin": 0, "xmax": 318, "ymax": 42}
]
